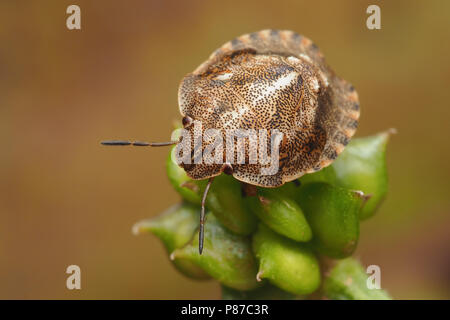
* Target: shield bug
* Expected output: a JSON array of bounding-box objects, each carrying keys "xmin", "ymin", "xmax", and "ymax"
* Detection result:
[{"xmin": 102, "ymin": 29, "xmax": 360, "ymax": 254}]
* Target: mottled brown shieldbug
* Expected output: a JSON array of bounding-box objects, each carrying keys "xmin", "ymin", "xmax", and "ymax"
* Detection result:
[{"xmin": 102, "ymin": 29, "xmax": 360, "ymax": 254}]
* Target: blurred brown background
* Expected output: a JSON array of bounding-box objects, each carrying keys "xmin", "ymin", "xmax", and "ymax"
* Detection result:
[{"xmin": 1, "ymin": 0, "xmax": 449, "ymax": 299}]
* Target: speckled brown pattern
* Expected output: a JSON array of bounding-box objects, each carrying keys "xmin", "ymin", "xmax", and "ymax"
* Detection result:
[{"xmin": 178, "ymin": 29, "xmax": 360, "ymax": 187}]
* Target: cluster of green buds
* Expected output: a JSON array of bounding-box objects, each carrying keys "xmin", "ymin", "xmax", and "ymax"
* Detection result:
[{"xmin": 133, "ymin": 130, "xmax": 394, "ymax": 299}]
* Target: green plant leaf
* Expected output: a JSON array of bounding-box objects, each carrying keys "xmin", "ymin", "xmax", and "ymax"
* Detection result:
[
  {"xmin": 171, "ymin": 214, "xmax": 260, "ymax": 291},
  {"xmin": 298, "ymin": 183, "xmax": 363, "ymax": 259},
  {"xmin": 221, "ymin": 283, "xmax": 296, "ymax": 300},
  {"xmin": 247, "ymin": 188, "xmax": 312, "ymax": 242},
  {"xmin": 252, "ymin": 223, "xmax": 321, "ymax": 295},
  {"xmin": 133, "ymin": 203, "xmax": 210, "ymax": 279},
  {"xmin": 323, "ymin": 258, "xmax": 391, "ymax": 300}
]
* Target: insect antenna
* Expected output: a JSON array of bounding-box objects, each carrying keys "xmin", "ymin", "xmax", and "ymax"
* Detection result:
[
  {"xmin": 199, "ymin": 176, "xmax": 215, "ymax": 255},
  {"xmin": 101, "ymin": 140, "xmax": 177, "ymax": 147}
]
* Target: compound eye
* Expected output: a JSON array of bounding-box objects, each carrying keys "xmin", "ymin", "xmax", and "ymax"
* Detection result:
[{"xmin": 182, "ymin": 116, "xmax": 193, "ymax": 127}]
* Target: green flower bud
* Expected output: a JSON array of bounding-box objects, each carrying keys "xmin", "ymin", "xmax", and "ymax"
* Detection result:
[
  {"xmin": 221, "ymin": 283, "xmax": 296, "ymax": 300},
  {"xmin": 166, "ymin": 148, "xmax": 206, "ymax": 205},
  {"xmin": 298, "ymin": 183, "xmax": 363, "ymax": 258},
  {"xmin": 166, "ymin": 148, "xmax": 257, "ymax": 235},
  {"xmin": 298, "ymin": 131, "xmax": 392, "ymax": 220},
  {"xmin": 171, "ymin": 214, "xmax": 260, "ymax": 291},
  {"xmin": 299, "ymin": 165, "xmax": 337, "ymax": 185},
  {"xmin": 273, "ymin": 180, "xmax": 301, "ymax": 198},
  {"xmin": 206, "ymin": 174, "xmax": 257, "ymax": 235},
  {"xmin": 252, "ymin": 223, "xmax": 321, "ymax": 295},
  {"xmin": 133, "ymin": 203, "xmax": 210, "ymax": 279},
  {"xmin": 247, "ymin": 188, "xmax": 312, "ymax": 242},
  {"xmin": 329, "ymin": 131, "xmax": 392, "ymax": 220},
  {"xmin": 323, "ymin": 258, "xmax": 391, "ymax": 300}
]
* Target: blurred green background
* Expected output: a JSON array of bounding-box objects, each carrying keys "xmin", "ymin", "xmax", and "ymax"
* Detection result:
[{"xmin": 1, "ymin": 0, "xmax": 449, "ymax": 299}]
